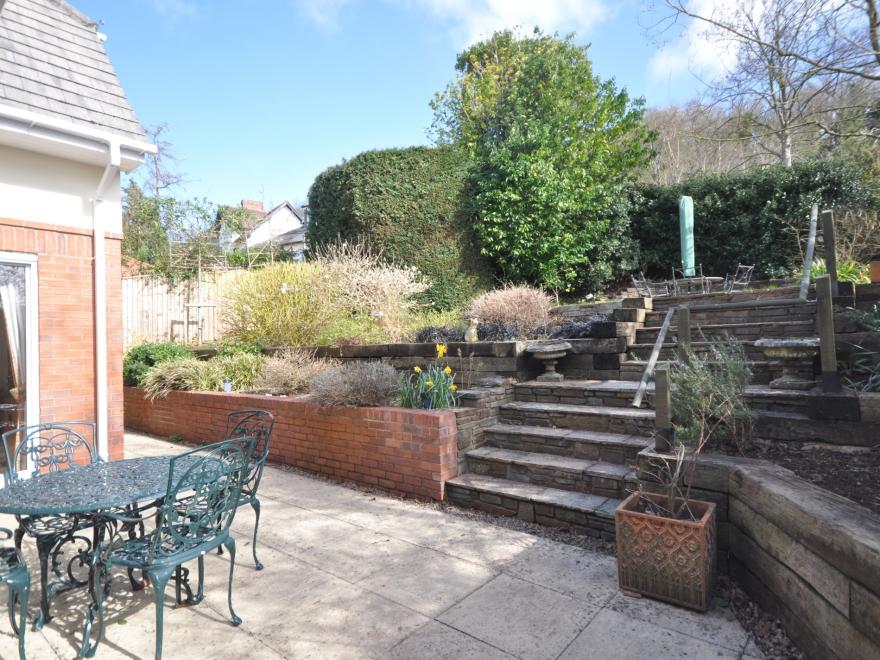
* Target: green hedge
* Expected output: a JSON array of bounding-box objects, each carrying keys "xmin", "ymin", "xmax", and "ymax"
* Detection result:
[
  {"xmin": 307, "ymin": 146, "xmax": 493, "ymax": 309},
  {"xmin": 630, "ymin": 161, "xmax": 879, "ymax": 279}
]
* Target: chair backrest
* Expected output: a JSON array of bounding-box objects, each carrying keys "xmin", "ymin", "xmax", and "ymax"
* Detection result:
[
  {"xmin": 2, "ymin": 421, "xmax": 99, "ymax": 481},
  {"xmin": 734, "ymin": 264, "xmax": 755, "ymax": 284},
  {"xmin": 225, "ymin": 409, "xmax": 274, "ymax": 497},
  {"xmin": 632, "ymin": 273, "xmax": 650, "ymax": 297},
  {"xmin": 149, "ymin": 437, "xmax": 255, "ymax": 564}
]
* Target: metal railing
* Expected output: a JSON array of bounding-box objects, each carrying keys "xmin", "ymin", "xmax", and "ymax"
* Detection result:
[{"xmin": 630, "ymin": 203, "xmax": 829, "ymax": 408}]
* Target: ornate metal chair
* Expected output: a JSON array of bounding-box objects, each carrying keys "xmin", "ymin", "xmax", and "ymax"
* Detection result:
[
  {"xmin": 632, "ymin": 272, "xmax": 670, "ymax": 298},
  {"xmin": 725, "ymin": 264, "xmax": 755, "ymax": 293},
  {"xmin": 1, "ymin": 422, "xmax": 99, "ymax": 628},
  {"xmin": 221, "ymin": 410, "xmax": 275, "ymax": 571},
  {"xmin": 92, "ymin": 438, "xmax": 255, "ymax": 660},
  {"xmin": 0, "ymin": 527, "xmax": 29, "ymax": 660}
]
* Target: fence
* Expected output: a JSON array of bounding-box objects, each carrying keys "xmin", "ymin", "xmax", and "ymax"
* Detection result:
[{"xmin": 122, "ymin": 270, "xmax": 242, "ymax": 347}]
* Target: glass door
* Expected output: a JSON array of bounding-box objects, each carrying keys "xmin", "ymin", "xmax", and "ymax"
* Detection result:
[{"xmin": 0, "ymin": 253, "xmax": 37, "ymax": 476}]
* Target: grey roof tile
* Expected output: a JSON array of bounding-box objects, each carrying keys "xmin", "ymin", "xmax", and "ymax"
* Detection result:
[{"xmin": 0, "ymin": 0, "xmax": 147, "ymax": 141}]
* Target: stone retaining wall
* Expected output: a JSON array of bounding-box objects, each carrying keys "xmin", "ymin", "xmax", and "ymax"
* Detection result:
[
  {"xmin": 453, "ymin": 383, "xmax": 514, "ymax": 466},
  {"xmin": 637, "ymin": 451, "xmax": 880, "ymax": 660},
  {"xmin": 124, "ymin": 388, "xmax": 458, "ymax": 500}
]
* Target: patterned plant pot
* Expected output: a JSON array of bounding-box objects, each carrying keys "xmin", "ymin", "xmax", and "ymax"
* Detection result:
[{"xmin": 615, "ymin": 491, "xmax": 716, "ymax": 612}]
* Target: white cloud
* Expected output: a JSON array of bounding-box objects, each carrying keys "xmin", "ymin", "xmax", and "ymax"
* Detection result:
[
  {"xmin": 648, "ymin": 0, "xmax": 743, "ymax": 84},
  {"xmin": 295, "ymin": 0, "xmax": 610, "ymax": 42}
]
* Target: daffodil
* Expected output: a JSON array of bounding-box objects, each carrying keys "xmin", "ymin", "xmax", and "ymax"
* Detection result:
[
  {"xmin": 449, "ymin": 384, "xmax": 458, "ymax": 392},
  {"xmin": 413, "ymin": 366, "xmax": 421, "ymax": 373},
  {"xmin": 435, "ymin": 343, "xmax": 448, "ymax": 359},
  {"xmin": 443, "ymin": 366, "xmax": 453, "ymax": 375},
  {"xmin": 426, "ymin": 380, "xmax": 434, "ymax": 387}
]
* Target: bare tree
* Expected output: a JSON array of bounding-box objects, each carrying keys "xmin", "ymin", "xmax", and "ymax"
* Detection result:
[{"xmin": 140, "ymin": 123, "xmax": 186, "ymax": 197}]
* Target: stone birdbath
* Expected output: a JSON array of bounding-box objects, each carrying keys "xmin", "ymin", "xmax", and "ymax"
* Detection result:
[
  {"xmin": 526, "ymin": 340, "xmax": 572, "ymax": 382},
  {"xmin": 755, "ymin": 337, "xmax": 820, "ymax": 390}
]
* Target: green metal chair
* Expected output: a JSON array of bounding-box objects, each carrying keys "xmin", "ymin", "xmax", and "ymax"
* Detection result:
[
  {"xmin": 91, "ymin": 438, "xmax": 255, "ymax": 660},
  {"xmin": 0, "ymin": 527, "xmax": 29, "ymax": 660},
  {"xmin": 2, "ymin": 422, "xmax": 99, "ymax": 629},
  {"xmin": 222, "ymin": 410, "xmax": 275, "ymax": 570}
]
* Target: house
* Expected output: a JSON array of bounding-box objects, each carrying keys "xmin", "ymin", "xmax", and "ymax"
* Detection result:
[
  {"xmin": 0, "ymin": 0, "xmax": 154, "ymax": 466},
  {"xmin": 219, "ymin": 199, "xmax": 309, "ymax": 259}
]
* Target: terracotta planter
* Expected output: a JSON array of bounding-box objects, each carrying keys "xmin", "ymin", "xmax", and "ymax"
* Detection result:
[
  {"xmin": 870, "ymin": 259, "xmax": 880, "ymax": 284},
  {"xmin": 615, "ymin": 491, "xmax": 716, "ymax": 612}
]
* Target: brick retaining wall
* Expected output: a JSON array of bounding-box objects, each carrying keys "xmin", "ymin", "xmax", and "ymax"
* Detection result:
[{"xmin": 124, "ymin": 388, "xmax": 458, "ymax": 500}]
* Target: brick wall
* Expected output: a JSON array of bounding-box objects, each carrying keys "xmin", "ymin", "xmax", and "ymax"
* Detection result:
[
  {"xmin": 123, "ymin": 388, "xmax": 459, "ymax": 500},
  {"xmin": 0, "ymin": 218, "xmax": 124, "ymax": 459}
]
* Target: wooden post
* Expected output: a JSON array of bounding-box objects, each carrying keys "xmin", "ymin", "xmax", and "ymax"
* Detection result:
[
  {"xmin": 816, "ymin": 275, "xmax": 841, "ymax": 392},
  {"xmin": 677, "ymin": 306, "xmax": 691, "ymax": 363},
  {"xmin": 654, "ymin": 366, "xmax": 673, "ymax": 452},
  {"xmin": 821, "ymin": 209, "xmax": 839, "ymax": 298}
]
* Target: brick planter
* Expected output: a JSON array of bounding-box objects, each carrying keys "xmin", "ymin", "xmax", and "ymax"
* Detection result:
[
  {"xmin": 615, "ymin": 492, "xmax": 717, "ymax": 612},
  {"xmin": 124, "ymin": 388, "xmax": 459, "ymax": 500}
]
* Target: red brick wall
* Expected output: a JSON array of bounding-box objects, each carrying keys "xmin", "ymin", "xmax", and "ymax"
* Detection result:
[
  {"xmin": 123, "ymin": 388, "xmax": 459, "ymax": 500},
  {"xmin": 0, "ymin": 218, "xmax": 124, "ymax": 459}
]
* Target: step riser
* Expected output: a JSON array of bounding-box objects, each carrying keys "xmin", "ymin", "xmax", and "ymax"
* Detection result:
[
  {"xmin": 499, "ymin": 409, "xmax": 654, "ymax": 435},
  {"xmin": 619, "ymin": 362, "xmax": 812, "ymax": 385},
  {"xmin": 513, "ymin": 388, "xmax": 652, "ymax": 409},
  {"xmin": 467, "ymin": 455, "xmax": 632, "ymax": 499},
  {"xmin": 483, "ymin": 430, "xmax": 646, "ymax": 464},
  {"xmin": 445, "ymin": 483, "xmax": 616, "ymax": 539},
  {"xmin": 645, "ymin": 309, "xmax": 815, "ymax": 326},
  {"xmin": 629, "ymin": 346, "xmax": 768, "ymax": 361},
  {"xmin": 636, "ymin": 324, "xmax": 816, "ymax": 344}
]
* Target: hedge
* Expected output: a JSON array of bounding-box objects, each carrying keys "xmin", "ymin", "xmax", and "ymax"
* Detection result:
[
  {"xmin": 307, "ymin": 146, "xmax": 493, "ymax": 309},
  {"xmin": 630, "ymin": 161, "xmax": 879, "ymax": 279}
]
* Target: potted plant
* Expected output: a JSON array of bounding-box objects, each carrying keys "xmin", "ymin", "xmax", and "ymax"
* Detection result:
[
  {"xmin": 615, "ymin": 339, "xmax": 752, "ymax": 612},
  {"xmin": 870, "ymin": 254, "xmax": 880, "ymax": 284}
]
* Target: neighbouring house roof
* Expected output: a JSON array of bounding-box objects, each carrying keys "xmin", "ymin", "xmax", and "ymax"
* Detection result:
[
  {"xmin": 275, "ymin": 225, "xmax": 307, "ymax": 247},
  {"xmin": 0, "ymin": 0, "xmax": 147, "ymax": 141}
]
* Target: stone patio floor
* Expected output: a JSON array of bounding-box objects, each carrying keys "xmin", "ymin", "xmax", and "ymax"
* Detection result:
[{"xmin": 0, "ymin": 432, "xmax": 763, "ymax": 659}]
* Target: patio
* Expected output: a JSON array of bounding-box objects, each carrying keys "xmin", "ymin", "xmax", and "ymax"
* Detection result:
[{"xmin": 0, "ymin": 432, "xmax": 761, "ymax": 660}]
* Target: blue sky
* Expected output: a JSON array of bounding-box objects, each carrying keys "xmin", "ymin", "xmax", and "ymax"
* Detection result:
[{"xmin": 77, "ymin": 0, "xmax": 709, "ymax": 207}]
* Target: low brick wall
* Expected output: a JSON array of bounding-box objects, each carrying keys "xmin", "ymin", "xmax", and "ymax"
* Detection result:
[
  {"xmin": 124, "ymin": 388, "xmax": 458, "ymax": 500},
  {"xmin": 637, "ymin": 451, "xmax": 880, "ymax": 660}
]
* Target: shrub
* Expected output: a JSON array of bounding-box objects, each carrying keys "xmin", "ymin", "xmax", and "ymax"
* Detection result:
[
  {"xmin": 307, "ymin": 146, "xmax": 494, "ymax": 309},
  {"xmin": 415, "ymin": 326, "xmax": 465, "ymax": 343},
  {"xmin": 309, "ymin": 362, "xmax": 398, "ymax": 407},
  {"xmin": 222, "ymin": 262, "xmax": 341, "ymax": 346},
  {"xmin": 399, "ymin": 343, "xmax": 460, "ymax": 409},
  {"xmin": 124, "ymin": 342, "xmax": 192, "ymax": 387},
  {"xmin": 254, "ymin": 349, "xmax": 338, "ymax": 393},
  {"xmin": 215, "ymin": 353, "xmax": 265, "ymax": 391},
  {"xmin": 811, "ymin": 258, "xmax": 870, "ymax": 284},
  {"xmin": 211, "ymin": 339, "xmax": 264, "ymax": 357},
  {"xmin": 467, "ymin": 285, "xmax": 551, "ymax": 335},
  {"xmin": 670, "ymin": 338, "xmax": 754, "ymax": 453},
  {"xmin": 631, "ymin": 160, "xmax": 879, "ymax": 279},
  {"xmin": 141, "ymin": 353, "xmax": 265, "ymax": 401}
]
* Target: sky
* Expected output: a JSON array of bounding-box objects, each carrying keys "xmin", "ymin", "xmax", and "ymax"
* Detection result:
[{"xmin": 76, "ymin": 0, "xmax": 719, "ymax": 208}]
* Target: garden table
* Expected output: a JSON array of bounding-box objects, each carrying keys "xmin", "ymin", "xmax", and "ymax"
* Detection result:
[{"xmin": 0, "ymin": 455, "xmax": 202, "ymax": 655}]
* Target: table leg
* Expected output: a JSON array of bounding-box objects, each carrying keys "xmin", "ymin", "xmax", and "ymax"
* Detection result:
[{"xmin": 80, "ymin": 522, "xmax": 108, "ymax": 659}]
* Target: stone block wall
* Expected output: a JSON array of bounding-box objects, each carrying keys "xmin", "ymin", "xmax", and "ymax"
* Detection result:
[
  {"xmin": 636, "ymin": 451, "xmax": 880, "ymax": 660},
  {"xmin": 453, "ymin": 382, "xmax": 514, "ymax": 466},
  {"xmin": 124, "ymin": 388, "xmax": 458, "ymax": 500}
]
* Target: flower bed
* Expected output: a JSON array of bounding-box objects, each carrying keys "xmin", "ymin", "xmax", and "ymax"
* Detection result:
[{"xmin": 123, "ymin": 388, "xmax": 459, "ymax": 500}]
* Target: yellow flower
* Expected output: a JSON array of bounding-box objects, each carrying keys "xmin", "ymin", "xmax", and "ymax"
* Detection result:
[
  {"xmin": 413, "ymin": 366, "xmax": 421, "ymax": 373},
  {"xmin": 443, "ymin": 366, "xmax": 453, "ymax": 375},
  {"xmin": 426, "ymin": 380, "xmax": 434, "ymax": 387},
  {"xmin": 449, "ymin": 384, "xmax": 458, "ymax": 392},
  {"xmin": 436, "ymin": 343, "xmax": 448, "ymax": 359}
]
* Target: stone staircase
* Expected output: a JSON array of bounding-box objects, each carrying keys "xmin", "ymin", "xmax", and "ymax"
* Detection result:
[{"xmin": 446, "ymin": 380, "xmax": 656, "ymax": 539}]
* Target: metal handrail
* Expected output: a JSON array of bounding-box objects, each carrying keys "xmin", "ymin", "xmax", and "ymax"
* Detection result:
[{"xmin": 629, "ymin": 203, "xmax": 824, "ymax": 408}]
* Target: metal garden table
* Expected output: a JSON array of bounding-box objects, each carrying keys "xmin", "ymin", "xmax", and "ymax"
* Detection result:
[{"xmin": 0, "ymin": 455, "xmax": 201, "ymax": 655}]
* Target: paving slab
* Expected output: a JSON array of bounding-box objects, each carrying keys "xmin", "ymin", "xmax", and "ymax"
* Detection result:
[{"xmin": 0, "ymin": 432, "xmax": 758, "ymax": 660}]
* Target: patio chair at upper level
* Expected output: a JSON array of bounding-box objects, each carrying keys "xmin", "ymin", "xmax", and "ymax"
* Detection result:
[
  {"xmin": 1, "ymin": 422, "xmax": 99, "ymax": 628},
  {"xmin": 632, "ymin": 272, "xmax": 670, "ymax": 298},
  {"xmin": 672, "ymin": 264, "xmax": 712, "ymax": 296},
  {"xmin": 0, "ymin": 527, "xmax": 29, "ymax": 660},
  {"xmin": 724, "ymin": 264, "xmax": 755, "ymax": 293},
  {"xmin": 94, "ymin": 438, "xmax": 255, "ymax": 660}
]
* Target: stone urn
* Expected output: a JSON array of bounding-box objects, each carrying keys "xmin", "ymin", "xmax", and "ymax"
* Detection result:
[
  {"xmin": 526, "ymin": 340, "xmax": 571, "ymax": 382},
  {"xmin": 755, "ymin": 338, "xmax": 820, "ymax": 390}
]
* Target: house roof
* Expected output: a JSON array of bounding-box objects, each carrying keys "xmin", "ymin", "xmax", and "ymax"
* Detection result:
[
  {"xmin": 275, "ymin": 226, "xmax": 307, "ymax": 247},
  {"xmin": 0, "ymin": 0, "xmax": 147, "ymax": 141}
]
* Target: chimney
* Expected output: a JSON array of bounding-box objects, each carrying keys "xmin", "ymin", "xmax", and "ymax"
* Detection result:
[{"xmin": 241, "ymin": 199, "xmax": 265, "ymax": 213}]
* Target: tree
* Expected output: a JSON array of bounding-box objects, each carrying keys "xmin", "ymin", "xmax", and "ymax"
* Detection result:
[{"xmin": 431, "ymin": 29, "xmax": 654, "ymax": 293}]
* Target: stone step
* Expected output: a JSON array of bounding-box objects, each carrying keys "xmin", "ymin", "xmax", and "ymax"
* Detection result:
[
  {"xmin": 514, "ymin": 379, "xmax": 653, "ymax": 408},
  {"xmin": 620, "ymin": 359, "xmax": 783, "ymax": 385},
  {"xmin": 445, "ymin": 473, "xmax": 620, "ymax": 539},
  {"xmin": 483, "ymin": 424, "xmax": 652, "ymax": 464},
  {"xmin": 499, "ymin": 401, "xmax": 655, "ymax": 435},
  {"xmin": 628, "ymin": 340, "xmax": 768, "ymax": 361},
  {"xmin": 644, "ymin": 301, "xmax": 816, "ymax": 327},
  {"xmin": 466, "ymin": 446, "xmax": 637, "ymax": 499},
  {"xmin": 755, "ymin": 410, "xmax": 880, "ymax": 447},
  {"xmin": 636, "ymin": 320, "xmax": 816, "ymax": 344}
]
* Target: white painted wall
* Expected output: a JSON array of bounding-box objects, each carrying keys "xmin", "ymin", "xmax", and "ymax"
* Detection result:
[
  {"xmin": 0, "ymin": 143, "xmax": 122, "ymax": 233},
  {"xmin": 246, "ymin": 205, "xmax": 302, "ymax": 248}
]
